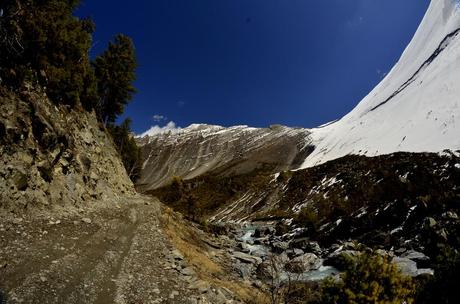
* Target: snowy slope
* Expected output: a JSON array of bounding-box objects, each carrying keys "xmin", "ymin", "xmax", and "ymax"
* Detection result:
[{"xmin": 301, "ymin": 0, "xmax": 460, "ymax": 168}]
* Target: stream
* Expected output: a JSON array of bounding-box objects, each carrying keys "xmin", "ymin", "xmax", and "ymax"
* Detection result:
[{"xmin": 234, "ymin": 223, "xmax": 339, "ymax": 282}]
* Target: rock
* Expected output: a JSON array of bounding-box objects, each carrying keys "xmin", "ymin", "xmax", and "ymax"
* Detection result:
[
  {"xmin": 189, "ymin": 280, "xmax": 211, "ymax": 294},
  {"xmin": 395, "ymin": 248, "xmax": 407, "ymax": 254},
  {"xmin": 171, "ymin": 249, "xmax": 184, "ymax": 260},
  {"xmin": 39, "ymin": 276, "xmax": 47, "ymax": 282},
  {"xmin": 232, "ymin": 251, "xmax": 262, "ymax": 264},
  {"xmin": 342, "ymin": 241, "xmax": 358, "ymax": 250},
  {"xmin": 81, "ymin": 218, "xmax": 92, "ymax": 224},
  {"xmin": 401, "ymin": 250, "xmax": 430, "ymax": 263},
  {"xmin": 286, "ymin": 253, "xmax": 321, "ymax": 273},
  {"xmin": 437, "ymin": 228, "xmax": 448, "ymax": 241},
  {"xmin": 12, "ymin": 170, "xmax": 28, "ymax": 191},
  {"xmin": 169, "ymin": 290, "xmax": 179, "ymax": 299},
  {"xmin": 271, "ymin": 241, "xmax": 289, "ymax": 253},
  {"xmin": 180, "ymin": 267, "xmax": 195, "ymax": 276},
  {"xmin": 375, "ymin": 249, "xmax": 393, "ymax": 257},
  {"xmin": 256, "ymin": 261, "xmax": 273, "ymax": 280},
  {"xmin": 443, "ymin": 211, "xmax": 458, "ymax": 220},
  {"xmin": 234, "ymin": 261, "xmax": 255, "ymax": 279},
  {"xmin": 416, "ymin": 268, "xmax": 434, "ymax": 276},
  {"xmin": 285, "ymin": 248, "xmax": 304, "ymax": 258},
  {"xmin": 253, "ymin": 229, "xmax": 262, "ymax": 238},
  {"xmin": 392, "ymin": 257, "xmax": 418, "ymax": 277},
  {"xmin": 424, "ymin": 217, "xmax": 437, "ymax": 229},
  {"xmin": 324, "ymin": 250, "xmax": 359, "ymax": 270},
  {"xmin": 12, "ymin": 218, "xmax": 23, "ymax": 225}
]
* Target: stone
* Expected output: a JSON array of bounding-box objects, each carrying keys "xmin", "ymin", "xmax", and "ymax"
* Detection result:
[
  {"xmin": 171, "ymin": 249, "xmax": 184, "ymax": 260},
  {"xmin": 271, "ymin": 241, "xmax": 289, "ymax": 253},
  {"xmin": 189, "ymin": 280, "xmax": 211, "ymax": 294},
  {"xmin": 324, "ymin": 250, "xmax": 359, "ymax": 270},
  {"xmin": 169, "ymin": 290, "xmax": 179, "ymax": 299},
  {"xmin": 180, "ymin": 267, "xmax": 195, "ymax": 276},
  {"xmin": 13, "ymin": 170, "xmax": 28, "ymax": 191},
  {"xmin": 234, "ymin": 261, "xmax": 255, "ymax": 279},
  {"xmin": 392, "ymin": 257, "xmax": 418, "ymax": 277},
  {"xmin": 424, "ymin": 217, "xmax": 437, "ymax": 229},
  {"xmin": 81, "ymin": 218, "xmax": 92, "ymax": 224},
  {"xmin": 443, "ymin": 211, "xmax": 458, "ymax": 220},
  {"xmin": 286, "ymin": 253, "xmax": 321, "ymax": 273},
  {"xmin": 401, "ymin": 250, "xmax": 429, "ymax": 263},
  {"xmin": 232, "ymin": 251, "xmax": 262, "ymax": 264}
]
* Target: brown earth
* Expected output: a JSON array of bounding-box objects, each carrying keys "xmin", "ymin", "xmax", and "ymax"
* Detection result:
[{"xmin": 0, "ymin": 196, "xmax": 260, "ymax": 304}]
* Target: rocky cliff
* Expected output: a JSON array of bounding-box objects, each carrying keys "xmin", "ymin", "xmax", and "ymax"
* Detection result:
[
  {"xmin": 0, "ymin": 85, "xmax": 134, "ymax": 213},
  {"xmin": 136, "ymin": 124, "xmax": 312, "ymax": 191}
]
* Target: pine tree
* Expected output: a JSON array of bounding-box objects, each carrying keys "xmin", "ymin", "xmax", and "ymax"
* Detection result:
[
  {"xmin": 93, "ymin": 34, "xmax": 137, "ymax": 126},
  {"xmin": 0, "ymin": 0, "xmax": 97, "ymax": 107}
]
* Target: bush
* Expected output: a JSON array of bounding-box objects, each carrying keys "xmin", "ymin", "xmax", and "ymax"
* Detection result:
[
  {"xmin": 321, "ymin": 251, "xmax": 415, "ymax": 304},
  {"xmin": 294, "ymin": 206, "xmax": 319, "ymax": 232},
  {"xmin": 107, "ymin": 118, "xmax": 141, "ymax": 182}
]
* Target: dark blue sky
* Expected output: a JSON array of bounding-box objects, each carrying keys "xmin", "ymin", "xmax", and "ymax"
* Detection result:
[{"xmin": 77, "ymin": 0, "xmax": 429, "ymax": 133}]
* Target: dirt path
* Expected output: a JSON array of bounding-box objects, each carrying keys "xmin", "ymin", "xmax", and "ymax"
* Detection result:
[{"xmin": 0, "ymin": 196, "xmax": 237, "ymax": 304}]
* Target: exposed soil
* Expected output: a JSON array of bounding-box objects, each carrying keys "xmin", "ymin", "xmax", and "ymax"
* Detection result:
[{"xmin": 0, "ymin": 196, "xmax": 247, "ymax": 304}]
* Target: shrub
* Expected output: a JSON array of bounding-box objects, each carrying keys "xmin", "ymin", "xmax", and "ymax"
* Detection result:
[
  {"xmin": 107, "ymin": 118, "xmax": 141, "ymax": 182},
  {"xmin": 321, "ymin": 251, "xmax": 415, "ymax": 304},
  {"xmin": 294, "ymin": 206, "xmax": 319, "ymax": 232}
]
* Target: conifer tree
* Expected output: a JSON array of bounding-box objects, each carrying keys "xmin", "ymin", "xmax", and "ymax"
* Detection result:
[
  {"xmin": 0, "ymin": 0, "xmax": 97, "ymax": 107},
  {"xmin": 93, "ymin": 34, "xmax": 137, "ymax": 126}
]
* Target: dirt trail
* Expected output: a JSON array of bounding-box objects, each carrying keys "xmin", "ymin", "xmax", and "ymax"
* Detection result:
[{"xmin": 0, "ymin": 196, "xmax": 238, "ymax": 304}]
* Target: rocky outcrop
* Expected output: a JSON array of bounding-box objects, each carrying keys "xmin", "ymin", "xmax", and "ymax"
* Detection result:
[
  {"xmin": 136, "ymin": 124, "xmax": 312, "ymax": 191},
  {"xmin": 0, "ymin": 85, "xmax": 134, "ymax": 213}
]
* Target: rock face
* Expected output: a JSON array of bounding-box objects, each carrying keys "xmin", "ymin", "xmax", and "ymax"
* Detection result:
[
  {"xmin": 0, "ymin": 86, "xmax": 134, "ymax": 212},
  {"xmin": 136, "ymin": 124, "xmax": 312, "ymax": 191}
]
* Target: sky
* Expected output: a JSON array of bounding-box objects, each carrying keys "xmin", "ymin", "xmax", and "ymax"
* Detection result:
[{"xmin": 76, "ymin": 0, "xmax": 430, "ymax": 135}]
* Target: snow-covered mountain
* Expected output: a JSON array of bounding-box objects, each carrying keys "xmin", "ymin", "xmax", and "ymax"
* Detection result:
[
  {"xmin": 301, "ymin": 0, "xmax": 460, "ymax": 168},
  {"xmin": 136, "ymin": 124, "xmax": 311, "ymax": 191},
  {"xmin": 138, "ymin": 0, "xmax": 460, "ymax": 190}
]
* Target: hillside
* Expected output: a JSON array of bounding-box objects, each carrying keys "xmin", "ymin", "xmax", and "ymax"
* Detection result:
[{"xmin": 136, "ymin": 124, "xmax": 312, "ymax": 191}]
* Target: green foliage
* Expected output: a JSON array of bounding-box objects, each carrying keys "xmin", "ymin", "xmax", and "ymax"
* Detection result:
[
  {"xmin": 294, "ymin": 206, "xmax": 319, "ymax": 232},
  {"xmin": 0, "ymin": 0, "xmax": 97, "ymax": 107},
  {"xmin": 321, "ymin": 252, "xmax": 415, "ymax": 304},
  {"xmin": 93, "ymin": 34, "xmax": 137, "ymax": 125},
  {"xmin": 107, "ymin": 118, "xmax": 141, "ymax": 182}
]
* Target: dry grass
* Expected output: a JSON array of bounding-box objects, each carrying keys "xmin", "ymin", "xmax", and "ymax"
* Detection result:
[{"xmin": 161, "ymin": 206, "xmax": 269, "ymax": 303}]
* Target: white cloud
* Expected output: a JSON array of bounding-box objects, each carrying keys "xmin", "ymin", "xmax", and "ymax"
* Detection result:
[
  {"xmin": 153, "ymin": 114, "xmax": 167, "ymax": 122},
  {"xmin": 137, "ymin": 121, "xmax": 182, "ymax": 137}
]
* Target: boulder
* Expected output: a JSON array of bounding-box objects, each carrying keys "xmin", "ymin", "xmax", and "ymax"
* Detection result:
[
  {"xmin": 232, "ymin": 251, "xmax": 262, "ymax": 265},
  {"xmin": 324, "ymin": 250, "xmax": 359, "ymax": 271},
  {"xmin": 271, "ymin": 241, "xmax": 289, "ymax": 253},
  {"xmin": 285, "ymin": 253, "xmax": 322, "ymax": 273},
  {"xmin": 392, "ymin": 257, "xmax": 433, "ymax": 277},
  {"xmin": 401, "ymin": 250, "xmax": 429, "ymax": 263}
]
